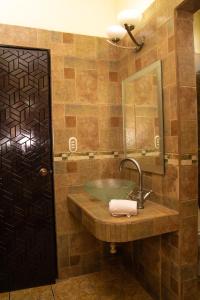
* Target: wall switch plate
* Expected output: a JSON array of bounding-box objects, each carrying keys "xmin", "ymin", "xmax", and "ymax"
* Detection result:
[
  {"xmin": 69, "ymin": 137, "xmax": 77, "ymax": 152},
  {"xmin": 154, "ymin": 135, "xmax": 160, "ymax": 149}
]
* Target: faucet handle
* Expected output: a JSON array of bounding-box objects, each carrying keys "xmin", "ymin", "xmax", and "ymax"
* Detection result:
[{"xmin": 143, "ymin": 189, "xmax": 153, "ymax": 201}]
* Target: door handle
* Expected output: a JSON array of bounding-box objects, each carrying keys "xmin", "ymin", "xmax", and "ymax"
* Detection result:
[{"xmin": 39, "ymin": 168, "xmax": 48, "ymax": 177}]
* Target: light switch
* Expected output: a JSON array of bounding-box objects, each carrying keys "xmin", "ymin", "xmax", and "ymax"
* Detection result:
[
  {"xmin": 69, "ymin": 137, "xmax": 77, "ymax": 152},
  {"xmin": 154, "ymin": 135, "xmax": 160, "ymax": 149}
]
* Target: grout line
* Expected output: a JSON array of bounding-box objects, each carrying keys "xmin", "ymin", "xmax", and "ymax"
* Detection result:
[{"xmin": 51, "ymin": 285, "xmax": 55, "ymax": 300}]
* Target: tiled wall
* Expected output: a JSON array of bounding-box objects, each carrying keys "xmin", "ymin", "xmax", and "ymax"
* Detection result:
[
  {"xmin": 0, "ymin": 0, "xmax": 199, "ymax": 298},
  {"xmin": 118, "ymin": 1, "xmax": 199, "ymax": 299},
  {"xmin": 52, "ymin": 33, "xmax": 124, "ymax": 278}
]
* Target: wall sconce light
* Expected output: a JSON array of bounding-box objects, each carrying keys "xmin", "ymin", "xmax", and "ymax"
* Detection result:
[{"xmin": 106, "ymin": 9, "xmax": 144, "ymax": 52}]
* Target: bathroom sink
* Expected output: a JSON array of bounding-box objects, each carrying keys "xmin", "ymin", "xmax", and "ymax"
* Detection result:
[
  {"xmin": 68, "ymin": 193, "xmax": 179, "ymax": 242},
  {"xmin": 84, "ymin": 178, "xmax": 135, "ymax": 203}
]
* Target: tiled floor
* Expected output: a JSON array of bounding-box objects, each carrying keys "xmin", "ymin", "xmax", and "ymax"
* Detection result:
[{"xmin": 0, "ymin": 268, "xmax": 153, "ymax": 300}]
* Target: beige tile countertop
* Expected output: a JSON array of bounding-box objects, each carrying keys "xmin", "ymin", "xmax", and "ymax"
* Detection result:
[{"xmin": 68, "ymin": 192, "xmax": 179, "ymax": 243}]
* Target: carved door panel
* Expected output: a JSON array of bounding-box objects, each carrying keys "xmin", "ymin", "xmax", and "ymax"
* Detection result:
[{"xmin": 0, "ymin": 46, "xmax": 57, "ymax": 292}]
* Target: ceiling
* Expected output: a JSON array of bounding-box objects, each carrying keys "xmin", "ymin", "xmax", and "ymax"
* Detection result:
[
  {"xmin": 0, "ymin": 0, "xmax": 155, "ymax": 37},
  {"xmin": 116, "ymin": 0, "xmax": 155, "ymax": 15}
]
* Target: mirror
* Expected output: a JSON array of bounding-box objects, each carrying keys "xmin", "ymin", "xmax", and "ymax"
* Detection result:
[{"xmin": 122, "ymin": 60, "xmax": 164, "ymax": 174}]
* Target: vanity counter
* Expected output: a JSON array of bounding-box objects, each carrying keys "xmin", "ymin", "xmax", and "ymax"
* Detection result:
[{"xmin": 68, "ymin": 192, "xmax": 179, "ymax": 242}]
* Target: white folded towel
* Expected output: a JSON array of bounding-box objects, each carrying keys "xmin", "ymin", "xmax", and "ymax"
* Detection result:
[{"xmin": 109, "ymin": 199, "xmax": 137, "ymax": 217}]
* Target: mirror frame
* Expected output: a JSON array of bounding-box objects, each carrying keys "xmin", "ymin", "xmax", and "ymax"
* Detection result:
[{"xmin": 122, "ymin": 60, "xmax": 164, "ymax": 174}]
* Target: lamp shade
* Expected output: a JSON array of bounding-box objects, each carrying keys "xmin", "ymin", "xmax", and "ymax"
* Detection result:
[
  {"xmin": 118, "ymin": 9, "xmax": 142, "ymax": 26},
  {"xmin": 106, "ymin": 25, "xmax": 126, "ymax": 40}
]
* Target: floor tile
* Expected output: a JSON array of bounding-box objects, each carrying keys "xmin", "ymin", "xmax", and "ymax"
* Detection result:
[
  {"xmin": 10, "ymin": 288, "xmax": 38, "ymax": 300},
  {"xmin": 52, "ymin": 278, "xmax": 79, "ymax": 299},
  {"xmin": 0, "ymin": 293, "xmax": 9, "ymax": 300},
  {"xmin": 35, "ymin": 285, "xmax": 54, "ymax": 300},
  {"xmin": 79, "ymin": 294, "xmax": 100, "ymax": 300},
  {"xmin": 5, "ymin": 267, "xmax": 153, "ymax": 300},
  {"xmin": 10, "ymin": 285, "xmax": 54, "ymax": 300}
]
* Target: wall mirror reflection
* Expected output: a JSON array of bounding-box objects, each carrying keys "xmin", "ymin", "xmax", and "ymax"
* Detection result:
[{"xmin": 122, "ymin": 60, "xmax": 164, "ymax": 174}]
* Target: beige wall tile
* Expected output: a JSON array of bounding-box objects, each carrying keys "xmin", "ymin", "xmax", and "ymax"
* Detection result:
[
  {"xmin": 67, "ymin": 161, "xmax": 78, "ymax": 173},
  {"xmin": 65, "ymin": 116, "xmax": 76, "ymax": 127},
  {"xmin": 180, "ymin": 216, "xmax": 198, "ymax": 265},
  {"xmin": 63, "ymin": 33, "xmax": 74, "ymax": 44},
  {"xmin": 180, "ymin": 165, "xmax": 198, "ymax": 201},
  {"xmin": 109, "ymin": 72, "xmax": 118, "ymax": 82},
  {"xmin": 179, "ymin": 87, "xmax": 197, "ymax": 120},
  {"xmin": 0, "ymin": 25, "xmax": 37, "ymax": 47},
  {"xmin": 53, "ymin": 79, "xmax": 76, "ymax": 103},
  {"xmin": 75, "ymin": 35, "xmax": 96, "ymax": 59},
  {"xmin": 76, "ymin": 70, "xmax": 97, "ymax": 103},
  {"xmin": 77, "ymin": 117, "xmax": 99, "ymax": 151},
  {"xmin": 37, "ymin": 29, "xmax": 52, "ymax": 48},
  {"xmin": 64, "ymin": 68, "xmax": 75, "ymax": 79},
  {"xmin": 180, "ymin": 120, "xmax": 197, "ymax": 153},
  {"xmin": 51, "ymin": 55, "xmax": 64, "ymax": 81}
]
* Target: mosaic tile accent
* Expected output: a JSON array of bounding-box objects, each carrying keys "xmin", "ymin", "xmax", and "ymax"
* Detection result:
[
  {"xmin": 54, "ymin": 151, "xmax": 198, "ymax": 165},
  {"xmin": 114, "ymin": 151, "xmax": 119, "ymax": 158},
  {"xmin": 181, "ymin": 159, "xmax": 193, "ymax": 166},
  {"xmin": 53, "ymin": 156, "xmax": 62, "ymax": 162},
  {"xmin": 127, "ymin": 149, "xmax": 159, "ymax": 156},
  {"xmin": 166, "ymin": 158, "xmax": 179, "ymax": 166},
  {"xmin": 61, "ymin": 153, "xmax": 68, "ymax": 160},
  {"xmin": 54, "ymin": 151, "xmax": 123, "ymax": 161},
  {"xmin": 164, "ymin": 153, "xmax": 198, "ymax": 166},
  {"xmin": 88, "ymin": 152, "xmax": 95, "ymax": 159}
]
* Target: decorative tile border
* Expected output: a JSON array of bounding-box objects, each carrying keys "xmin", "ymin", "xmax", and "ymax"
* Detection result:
[
  {"xmin": 164, "ymin": 154, "xmax": 198, "ymax": 166},
  {"xmin": 166, "ymin": 159, "xmax": 179, "ymax": 166},
  {"xmin": 127, "ymin": 150, "xmax": 160, "ymax": 157},
  {"xmin": 180, "ymin": 154, "xmax": 197, "ymax": 166},
  {"xmin": 54, "ymin": 151, "xmax": 123, "ymax": 161},
  {"xmin": 54, "ymin": 151, "xmax": 198, "ymax": 165},
  {"xmin": 164, "ymin": 154, "xmax": 179, "ymax": 166}
]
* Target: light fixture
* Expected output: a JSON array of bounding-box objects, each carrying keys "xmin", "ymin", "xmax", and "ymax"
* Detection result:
[
  {"xmin": 106, "ymin": 25, "xmax": 126, "ymax": 43},
  {"xmin": 106, "ymin": 9, "xmax": 144, "ymax": 52}
]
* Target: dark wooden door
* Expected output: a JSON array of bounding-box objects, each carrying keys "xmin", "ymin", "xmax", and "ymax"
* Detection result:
[
  {"xmin": 197, "ymin": 72, "xmax": 200, "ymax": 209},
  {"xmin": 0, "ymin": 46, "xmax": 57, "ymax": 292}
]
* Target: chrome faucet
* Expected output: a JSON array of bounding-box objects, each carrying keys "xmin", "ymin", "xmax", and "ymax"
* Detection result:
[{"xmin": 119, "ymin": 158, "xmax": 152, "ymax": 209}]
